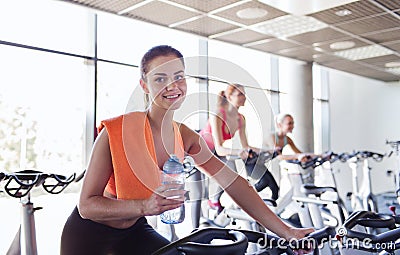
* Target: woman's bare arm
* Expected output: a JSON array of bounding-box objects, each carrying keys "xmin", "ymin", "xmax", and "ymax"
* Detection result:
[
  {"xmin": 180, "ymin": 125, "xmax": 313, "ymax": 240},
  {"xmin": 78, "ymin": 129, "xmax": 184, "ymax": 228}
]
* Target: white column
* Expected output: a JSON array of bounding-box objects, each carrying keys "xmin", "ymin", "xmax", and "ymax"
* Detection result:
[{"xmin": 279, "ymin": 58, "xmax": 314, "ymax": 152}]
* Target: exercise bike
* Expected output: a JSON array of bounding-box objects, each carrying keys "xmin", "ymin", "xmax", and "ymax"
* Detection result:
[
  {"xmin": 337, "ymin": 210, "xmax": 400, "ymax": 255},
  {"xmin": 152, "ymin": 225, "xmax": 336, "ymax": 255},
  {"xmin": 279, "ymin": 152, "xmax": 348, "ymax": 231},
  {"xmin": 386, "ymin": 140, "xmax": 400, "ymax": 204},
  {"xmin": 339, "ymin": 151, "xmax": 386, "ymax": 214},
  {"xmin": 1, "ymin": 169, "xmax": 81, "ymax": 255}
]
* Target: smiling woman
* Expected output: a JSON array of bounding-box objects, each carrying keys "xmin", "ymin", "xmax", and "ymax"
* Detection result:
[{"xmin": 138, "ymin": 46, "xmax": 186, "ymax": 112}]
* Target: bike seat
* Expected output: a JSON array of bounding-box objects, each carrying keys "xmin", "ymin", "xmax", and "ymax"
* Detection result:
[
  {"xmin": 13, "ymin": 169, "xmax": 44, "ymax": 181},
  {"xmin": 301, "ymin": 184, "xmax": 337, "ymax": 196}
]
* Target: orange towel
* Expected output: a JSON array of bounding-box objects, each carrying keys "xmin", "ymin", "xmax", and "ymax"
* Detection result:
[{"xmin": 99, "ymin": 112, "xmax": 184, "ymax": 200}]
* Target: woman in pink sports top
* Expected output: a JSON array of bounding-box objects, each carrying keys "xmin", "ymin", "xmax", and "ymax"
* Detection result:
[
  {"xmin": 200, "ymin": 84, "xmax": 247, "ymax": 155},
  {"xmin": 199, "ymin": 84, "xmax": 279, "ymax": 213}
]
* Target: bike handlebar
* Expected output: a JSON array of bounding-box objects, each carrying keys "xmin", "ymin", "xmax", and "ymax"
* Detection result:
[
  {"xmin": 245, "ymin": 148, "xmax": 281, "ymax": 166},
  {"xmin": 358, "ymin": 151, "xmax": 385, "ymax": 161},
  {"xmin": 74, "ymin": 169, "xmax": 86, "ymax": 182},
  {"xmin": 152, "ymin": 228, "xmax": 248, "ymax": 255},
  {"xmin": 1, "ymin": 169, "xmax": 80, "ymax": 198},
  {"xmin": 152, "ymin": 226, "xmax": 335, "ymax": 255},
  {"xmin": 0, "ymin": 172, "xmax": 6, "ymax": 182},
  {"xmin": 340, "ymin": 211, "xmax": 400, "ymax": 243},
  {"xmin": 339, "ymin": 150, "xmax": 385, "ymax": 162},
  {"xmin": 386, "ymin": 140, "xmax": 400, "ymax": 148},
  {"xmin": 286, "ymin": 151, "xmax": 337, "ymax": 169},
  {"xmin": 343, "ymin": 211, "xmax": 395, "ymax": 230},
  {"xmin": 304, "ymin": 226, "xmax": 336, "ymax": 245},
  {"xmin": 42, "ymin": 173, "xmax": 76, "ymax": 194}
]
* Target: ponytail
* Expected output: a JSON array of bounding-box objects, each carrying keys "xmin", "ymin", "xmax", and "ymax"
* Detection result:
[{"xmin": 217, "ymin": 90, "xmax": 228, "ymax": 107}]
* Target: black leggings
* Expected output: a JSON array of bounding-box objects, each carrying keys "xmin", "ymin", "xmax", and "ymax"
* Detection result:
[
  {"xmin": 245, "ymin": 162, "xmax": 279, "ymax": 200},
  {"xmin": 61, "ymin": 206, "xmax": 170, "ymax": 255},
  {"xmin": 209, "ymin": 154, "xmax": 279, "ymax": 201}
]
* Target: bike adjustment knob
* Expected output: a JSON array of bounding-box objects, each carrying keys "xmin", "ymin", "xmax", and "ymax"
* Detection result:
[{"xmin": 389, "ymin": 205, "xmax": 396, "ymax": 216}]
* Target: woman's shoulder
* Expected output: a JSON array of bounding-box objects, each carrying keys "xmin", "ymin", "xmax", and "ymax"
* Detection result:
[
  {"xmin": 175, "ymin": 122, "xmax": 202, "ymax": 148},
  {"xmin": 238, "ymin": 112, "xmax": 246, "ymax": 121},
  {"xmin": 100, "ymin": 111, "xmax": 147, "ymax": 131},
  {"xmin": 175, "ymin": 121, "xmax": 196, "ymax": 135},
  {"xmin": 269, "ymin": 132, "xmax": 276, "ymax": 136},
  {"xmin": 102, "ymin": 111, "xmax": 145, "ymax": 122},
  {"xmin": 286, "ymin": 135, "xmax": 295, "ymax": 143}
]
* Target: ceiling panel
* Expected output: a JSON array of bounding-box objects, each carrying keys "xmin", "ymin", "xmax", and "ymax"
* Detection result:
[
  {"xmin": 336, "ymin": 13, "xmax": 400, "ymax": 35},
  {"xmin": 70, "ymin": 0, "xmax": 143, "ymax": 13},
  {"xmin": 374, "ymin": 0, "xmax": 400, "ymax": 10},
  {"xmin": 350, "ymin": 66, "xmax": 400, "ymax": 81},
  {"xmin": 169, "ymin": 0, "xmax": 239, "ymax": 13},
  {"xmin": 174, "ymin": 15, "xmax": 239, "ymax": 37},
  {"xmin": 362, "ymin": 28, "xmax": 400, "ymax": 44},
  {"xmin": 313, "ymin": 53, "xmax": 348, "ymax": 63},
  {"xmin": 383, "ymin": 41, "xmax": 400, "ymax": 52},
  {"xmin": 213, "ymin": 1, "xmax": 287, "ymax": 26},
  {"xmin": 63, "ymin": 0, "xmax": 400, "ymax": 82},
  {"xmin": 248, "ymin": 39, "xmax": 299, "ymax": 52},
  {"xmin": 358, "ymin": 54, "xmax": 400, "ymax": 67},
  {"xmin": 288, "ymin": 28, "xmax": 349, "ymax": 45},
  {"xmin": 277, "ymin": 46, "xmax": 320, "ymax": 62},
  {"xmin": 123, "ymin": 1, "xmax": 199, "ymax": 26},
  {"xmin": 322, "ymin": 59, "xmax": 366, "ymax": 71},
  {"xmin": 313, "ymin": 37, "xmax": 369, "ymax": 53},
  {"xmin": 213, "ymin": 29, "xmax": 273, "ymax": 44},
  {"xmin": 308, "ymin": 0, "xmax": 386, "ymax": 24}
]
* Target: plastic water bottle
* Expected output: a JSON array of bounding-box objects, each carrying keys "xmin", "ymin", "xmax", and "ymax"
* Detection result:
[{"xmin": 160, "ymin": 154, "xmax": 185, "ymax": 224}]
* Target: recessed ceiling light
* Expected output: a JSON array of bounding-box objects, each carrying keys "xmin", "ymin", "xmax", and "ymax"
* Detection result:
[
  {"xmin": 334, "ymin": 45, "xmax": 394, "ymax": 60},
  {"xmin": 335, "ymin": 9, "xmax": 352, "ymax": 16},
  {"xmin": 385, "ymin": 61, "xmax": 400, "ymax": 68},
  {"xmin": 330, "ymin": 41, "xmax": 356, "ymax": 50},
  {"xmin": 258, "ymin": 0, "xmax": 358, "ymax": 15},
  {"xmin": 253, "ymin": 15, "xmax": 328, "ymax": 38},
  {"xmin": 236, "ymin": 8, "xmax": 268, "ymax": 19},
  {"xmin": 386, "ymin": 67, "xmax": 400, "ymax": 75}
]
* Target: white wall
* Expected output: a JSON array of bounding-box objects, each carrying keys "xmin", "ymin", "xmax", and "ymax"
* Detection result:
[{"xmin": 328, "ymin": 68, "xmax": 400, "ymax": 197}]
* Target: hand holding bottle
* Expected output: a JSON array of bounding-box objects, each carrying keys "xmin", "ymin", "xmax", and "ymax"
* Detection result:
[
  {"xmin": 142, "ymin": 184, "xmax": 186, "ymax": 216},
  {"xmin": 160, "ymin": 154, "xmax": 187, "ymax": 224}
]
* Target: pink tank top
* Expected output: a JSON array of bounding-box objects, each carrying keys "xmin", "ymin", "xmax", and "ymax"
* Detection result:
[{"xmin": 199, "ymin": 108, "xmax": 242, "ymax": 151}]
